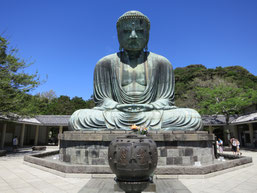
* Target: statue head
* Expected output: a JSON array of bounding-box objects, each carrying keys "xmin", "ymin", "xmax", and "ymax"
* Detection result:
[{"xmin": 117, "ymin": 11, "xmax": 150, "ymax": 52}]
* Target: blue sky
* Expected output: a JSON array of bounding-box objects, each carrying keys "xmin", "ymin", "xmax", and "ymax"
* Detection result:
[{"xmin": 1, "ymin": 0, "xmax": 257, "ymax": 100}]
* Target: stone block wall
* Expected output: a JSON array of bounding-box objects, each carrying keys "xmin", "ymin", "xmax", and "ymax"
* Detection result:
[
  {"xmin": 59, "ymin": 142, "xmax": 110, "ymax": 165},
  {"xmin": 157, "ymin": 146, "xmax": 214, "ymax": 166},
  {"xmin": 59, "ymin": 130, "xmax": 215, "ymax": 166}
]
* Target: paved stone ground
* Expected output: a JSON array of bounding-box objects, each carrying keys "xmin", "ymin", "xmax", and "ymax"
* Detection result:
[
  {"xmin": 0, "ymin": 146, "xmax": 257, "ymax": 193},
  {"xmin": 180, "ymin": 150, "xmax": 257, "ymax": 193},
  {"xmin": 78, "ymin": 178, "xmax": 190, "ymax": 193}
]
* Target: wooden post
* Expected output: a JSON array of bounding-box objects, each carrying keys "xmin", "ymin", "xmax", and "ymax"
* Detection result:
[
  {"xmin": 58, "ymin": 126, "xmax": 63, "ymax": 146},
  {"xmin": 249, "ymin": 123, "xmax": 254, "ymax": 147},
  {"xmin": 233, "ymin": 125, "xmax": 239, "ymax": 139},
  {"xmin": 20, "ymin": 124, "xmax": 25, "ymax": 147},
  {"xmin": 34, "ymin": 125, "xmax": 39, "ymax": 146},
  {"xmin": 0, "ymin": 123, "xmax": 7, "ymax": 149},
  {"xmin": 208, "ymin": 125, "xmax": 213, "ymax": 134},
  {"xmin": 45, "ymin": 127, "xmax": 49, "ymax": 145}
]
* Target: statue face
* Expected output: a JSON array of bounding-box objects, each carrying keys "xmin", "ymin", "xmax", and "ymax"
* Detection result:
[{"xmin": 117, "ymin": 19, "xmax": 149, "ymax": 52}]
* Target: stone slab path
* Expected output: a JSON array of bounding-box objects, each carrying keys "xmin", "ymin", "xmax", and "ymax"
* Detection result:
[
  {"xmin": 0, "ymin": 147, "xmax": 257, "ymax": 193},
  {"xmin": 180, "ymin": 150, "xmax": 257, "ymax": 193},
  {"xmin": 78, "ymin": 178, "xmax": 190, "ymax": 193}
]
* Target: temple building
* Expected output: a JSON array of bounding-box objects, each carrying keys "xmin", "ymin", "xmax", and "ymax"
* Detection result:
[{"xmin": 1, "ymin": 106, "xmax": 257, "ymax": 149}]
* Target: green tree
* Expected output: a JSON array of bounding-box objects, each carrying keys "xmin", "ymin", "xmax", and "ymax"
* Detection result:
[
  {"xmin": 37, "ymin": 90, "xmax": 57, "ymax": 101},
  {"xmin": 174, "ymin": 64, "xmax": 257, "ymax": 113},
  {"xmin": 84, "ymin": 95, "xmax": 95, "ymax": 109},
  {"xmin": 71, "ymin": 96, "xmax": 88, "ymax": 110},
  {"xmin": 0, "ymin": 36, "xmax": 40, "ymax": 115},
  {"xmin": 46, "ymin": 95, "xmax": 73, "ymax": 115},
  {"xmin": 196, "ymin": 83, "xmax": 257, "ymax": 123},
  {"xmin": 44, "ymin": 95, "xmax": 95, "ymax": 115}
]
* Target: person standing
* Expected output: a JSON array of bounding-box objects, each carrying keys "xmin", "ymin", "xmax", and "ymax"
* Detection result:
[
  {"xmin": 230, "ymin": 138, "xmax": 237, "ymax": 155},
  {"xmin": 12, "ymin": 136, "xmax": 18, "ymax": 152},
  {"xmin": 236, "ymin": 139, "xmax": 242, "ymax": 155},
  {"xmin": 218, "ymin": 138, "xmax": 223, "ymax": 153},
  {"xmin": 254, "ymin": 139, "xmax": 257, "ymax": 148},
  {"xmin": 216, "ymin": 140, "xmax": 219, "ymax": 152}
]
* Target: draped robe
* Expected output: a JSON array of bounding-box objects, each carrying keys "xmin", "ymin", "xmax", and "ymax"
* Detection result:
[{"xmin": 69, "ymin": 52, "xmax": 202, "ymax": 130}]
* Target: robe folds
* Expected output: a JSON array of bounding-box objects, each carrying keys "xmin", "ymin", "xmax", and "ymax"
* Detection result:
[{"xmin": 69, "ymin": 52, "xmax": 202, "ymax": 130}]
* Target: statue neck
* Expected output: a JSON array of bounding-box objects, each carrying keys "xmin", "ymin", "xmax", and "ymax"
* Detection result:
[{"xmin": 122, "ymin": 50, "xmax": 146, "ymax": 67}]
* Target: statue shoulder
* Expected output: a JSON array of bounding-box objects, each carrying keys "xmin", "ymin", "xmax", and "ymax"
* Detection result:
[
  {"xmin": 95, "ymin": 53, "xmax": 117, "ymax": 68},
  {"xmin": 149, "ymin": 52, "xmax": 172, "ymax": 66}
]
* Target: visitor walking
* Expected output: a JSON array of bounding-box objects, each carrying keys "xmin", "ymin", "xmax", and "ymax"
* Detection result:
[
  {"xmin": 216, "ymin": 140, "xmax": 219, "ymax": 152},
  {"xmin": 254, "ymin": 139, "xmax": 257, "ymax": 148},
  {"xmin": 230, "ymin": 138, "xmax": 237, "ymax": 155},
  {"xmin": 217, "ymin": 138, "xmax": 223, "ymax": 153},
  {"xmin": 12, "ymin": 136, "xmax": 18, "ymax": 152},
  {"xmin": 236, "ymin": 139, "xmax": 242, "ymax": 155}
]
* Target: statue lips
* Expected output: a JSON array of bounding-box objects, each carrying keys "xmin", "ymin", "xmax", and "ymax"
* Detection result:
[
  {"xmin": 128, "ymin": 40, "xmax": 139, "ymax": 46},
  {"xmin": 127, "ymin": 41, "xmax": 142, "ymax": 50}
]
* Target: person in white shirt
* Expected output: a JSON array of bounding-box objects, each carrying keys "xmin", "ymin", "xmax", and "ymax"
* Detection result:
[
  {"xmin": 12, "ymin": 136, "xmax": 18, "ymax": 152},
  {"xmin": 218, "ymin": 138, "xmax": 223, "ymax": 153},
  {"xmin": 230, "ymin": 138, "xmax": 237, "ymax": 155},
  {"xmin": 236, "ymin": 139, "xmax": 242, "ymax": 155}
]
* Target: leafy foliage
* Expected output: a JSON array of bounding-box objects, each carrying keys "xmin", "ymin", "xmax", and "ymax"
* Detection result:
[
  {"xmin": 174, "ymin": 64, "xmax": 257, "ymax": 120},
  {"xmin": 0, "ymin": 36, "xmax": 95, "ymax": 116},
  {"xmin": 196, "ymin": 85, "xmax": 257, "ymax": 123},
  {"xmin": 2, "ymin": 35, "xmax": 256, "ymax": 117},
  {"xmin": 22, "ymin": 93, "xmax": 95, "ymax": 115},
  {"xmin": 0, "ymin": 36, "xmax": 40, "ymax": 115}
]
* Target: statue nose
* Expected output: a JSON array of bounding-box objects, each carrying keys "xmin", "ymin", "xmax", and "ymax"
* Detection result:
[{"xmin": 129, "ymin": 30, "xmax": 138, "ymax": 39}]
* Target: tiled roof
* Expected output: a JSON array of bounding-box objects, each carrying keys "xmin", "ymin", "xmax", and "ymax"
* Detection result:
[
  {"xmin": 231, "ymin": 112, "xmax": 257, "ymax": 124},
  {"xmin": 2, "ymin": 113, "xmax": 256, "ymax": 127},
  {"xmin": 35, "ymin": 115, "xmax": 71, "ymax": 126},
  {"xmin": 0, "ymin": 114, "xmax": 41, "ymax": 125},
  {"xmin": 202, "ymin": 115, "xmax": 237, "ymax": 126}
]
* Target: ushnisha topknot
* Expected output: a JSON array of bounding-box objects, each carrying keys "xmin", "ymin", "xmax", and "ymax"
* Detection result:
[{"xmin": 116, "ymin": 10, "xmax": 150, "ymax": 30}]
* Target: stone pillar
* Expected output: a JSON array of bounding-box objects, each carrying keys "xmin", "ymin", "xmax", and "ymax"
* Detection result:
[
  {"xmin": 223, "ymin": 126, "xmax": 228, "ymax": 145},
  {"xmin": 45, "ymin": 127, "xmax": 49, "ymax": 145},
  {"xmin": 208, "ymin": 125, "xmax": 213, "ymax": 134},
  {"xmin": 0, "ymin": 123, "xmax": 7, "ymax": 149},
  {"xmin": 58, "ymin": 126, "xmax": 63, "ymax": 146},
  {"xmin": 249, "ymin": 123, "xmax": 254, "ymax": 147},
  {"xmin": 20, "ymin": 124, "xmax": 25, "ymax": 147},
  {"xmin": 14, "ymin": 124, "xmax": 19, "ymax": 138},
  {"xmin": 232, "ymin": 125, "xmax": 238, "ymax": 139},
  {"xmin": 34, "ymin": 125, "xmax": 39, "ymax": 146}
]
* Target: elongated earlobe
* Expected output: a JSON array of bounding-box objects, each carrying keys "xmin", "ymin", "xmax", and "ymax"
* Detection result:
[
  {"xmin": 119, "ymin": 46, "xmax": 123, "ymax": 52},
  {"xmin": 144, "ymin": 45, "xmax": 148, "ymax": 52}
]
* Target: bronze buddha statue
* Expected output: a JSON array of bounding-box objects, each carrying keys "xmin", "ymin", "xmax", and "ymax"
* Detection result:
[{"xmin": 69, "ymin": 11, "xmax": 202, "ymax": 130}]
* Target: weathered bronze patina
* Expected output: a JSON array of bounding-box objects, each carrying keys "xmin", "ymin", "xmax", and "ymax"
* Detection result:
[
  {"xmin": 69, "ymin": 10, "xmax": 203, "ymax": 130},
  {"xmin": 108, "ymin": 134, "xmax": 157, "ymax": 193},
  {"xmin": 108, "ymin": 135, "xmax": 157, "ymax": 181}
]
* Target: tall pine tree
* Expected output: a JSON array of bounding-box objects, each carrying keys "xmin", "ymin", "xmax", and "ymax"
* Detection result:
[{"xmin": 0, "ymin": 36, "xmax": 40, "ymax": 115}]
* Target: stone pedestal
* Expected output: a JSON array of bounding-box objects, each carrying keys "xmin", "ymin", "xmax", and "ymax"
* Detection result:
[
  {"xmin": 25, "ymin": 131, "xmax": 251, "ymax": 175},
  {"xmin": 59, "ymin": 130, "xmax": 215, "ymax": 166},
  {"xmin": 114, "ymin": 183, "xmax": 156, "ymax": 193}
]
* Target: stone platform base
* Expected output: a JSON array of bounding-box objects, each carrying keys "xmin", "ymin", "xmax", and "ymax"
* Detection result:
[
  {"xmin": 77, "ymin": 178, "xmax": 190, "ymax": 193},
  {"xmin": 59, "ymin": 130, "xmax": 215, "ymax": 166},
  {"xmin": 24, "ymin": 151, "xmax": 252, "ymax": 175},
  {"xmin": 23, "ymin": 130, "xmax": 252, "ymax": 175},
  {"xmin": 114, "ymin": 183, "xmax": 156, "ymax": 192}
]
